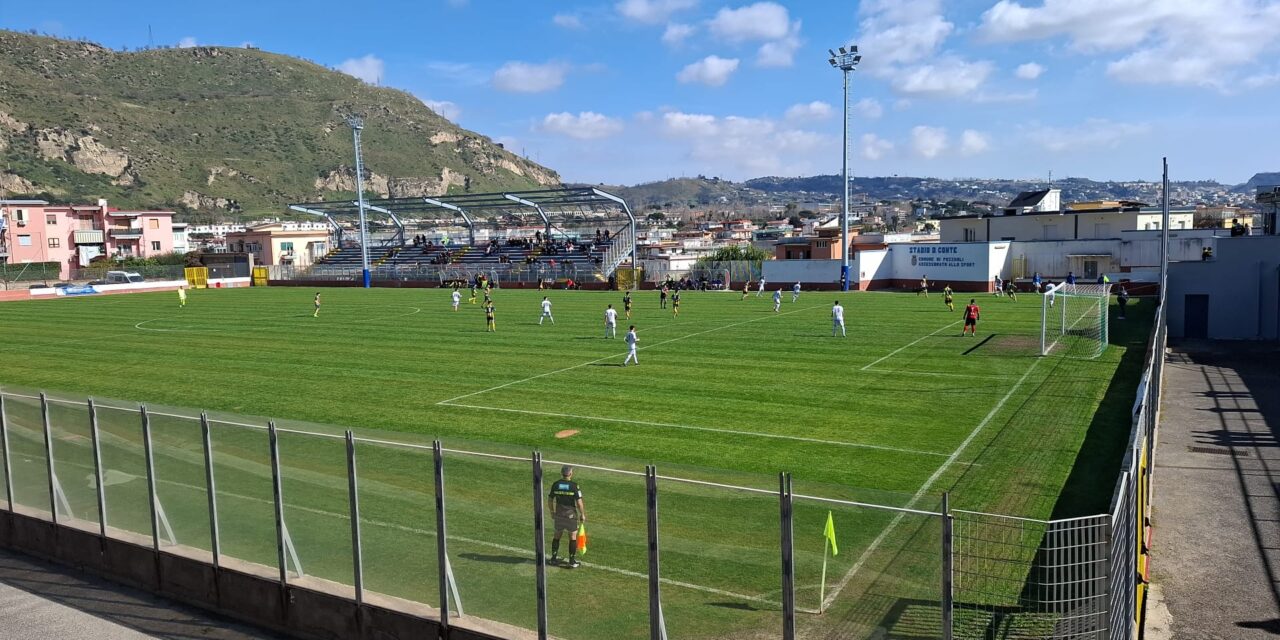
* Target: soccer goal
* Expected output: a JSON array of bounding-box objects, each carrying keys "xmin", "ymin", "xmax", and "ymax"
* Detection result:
[{"xmin": 1041, "ymin": 283, "xmax": 1110, "ymax": 357}]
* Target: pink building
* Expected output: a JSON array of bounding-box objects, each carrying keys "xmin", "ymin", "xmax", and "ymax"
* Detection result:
[{"xmin": 0, "ymin": 199, "xmax": 176, "ymax": 280}]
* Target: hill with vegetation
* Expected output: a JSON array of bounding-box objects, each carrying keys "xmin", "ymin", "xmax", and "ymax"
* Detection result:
[{"xmin": 0, "ymin": 31, "xmax": 558, "ymax": 220}]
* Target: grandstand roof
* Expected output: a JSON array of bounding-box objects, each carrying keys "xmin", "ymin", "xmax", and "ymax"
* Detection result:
[{"xmin": 287, "ymin": 187, "xmax": 633, "ymax": 222}]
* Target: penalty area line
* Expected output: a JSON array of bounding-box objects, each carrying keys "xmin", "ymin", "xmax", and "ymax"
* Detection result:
[
  {"xmin": 860, "ymin": 319, "xmax": 962, "ymax": 371},
  {"xmin": 438, "ymin": 401, "xmax": 949, "ymax": 457},
  {"xmin": 436, "ymin": 303, "xmax": 825, "ymax": 405},
  {"xmin": 822, "ymin": 355, "xmax": 1042, "ymax": 610}
]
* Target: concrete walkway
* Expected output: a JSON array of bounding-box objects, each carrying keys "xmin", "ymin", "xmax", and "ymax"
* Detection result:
[
  {"xmin": 0, "ymin": 546, "xmax": 279, "ymax": 640},
  {"xmin": 1146, "ymin": 341, "xmax": 1280, "ymax": 639}
]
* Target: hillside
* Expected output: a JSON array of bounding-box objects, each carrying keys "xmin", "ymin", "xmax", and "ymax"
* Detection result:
[{"xmin": 0, "ymin": 31, "xmax": 558, "ymax": 218}]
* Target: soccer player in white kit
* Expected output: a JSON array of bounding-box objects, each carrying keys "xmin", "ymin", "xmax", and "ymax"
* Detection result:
[
  {"xmin": 451, "ymin": 288, "xmax": 461, "ymax": 311},
  {"xmin": 757, "ymin": 277, "xmax": 766, "ymax": 297},
  {"xmin": 604, "ymin": 304, "xmax": 618, "ymax": 338},
  {"xmin": 623, "ymin": 325, "xmax": 639, "ymax": 366},
  {"xmin": 773, "ymin": 288, "xmax": 782, "ymax": 312},
  {"xmin": 539, "ymin": 296, "xmax": 555, "ymax": 325},
  {"xmin": 832, "ymin": 300, "xmax": 846, "ymax": 337}
]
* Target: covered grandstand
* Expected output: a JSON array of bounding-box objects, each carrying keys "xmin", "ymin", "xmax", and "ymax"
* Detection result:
[{"xmin": 286, "ymin": 187, "xmax": 638, "ymax": 286}]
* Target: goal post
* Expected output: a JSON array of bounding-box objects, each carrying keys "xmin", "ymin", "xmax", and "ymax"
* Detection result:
[{"xmin": 1041, "ymin": 283, "xmax": 1110, "ymax": 358}]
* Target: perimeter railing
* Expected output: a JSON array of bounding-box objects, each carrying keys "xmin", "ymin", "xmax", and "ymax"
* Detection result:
[{"xmin": 0, "ymin": 361, "xmax": 1167, "ymax": 640}]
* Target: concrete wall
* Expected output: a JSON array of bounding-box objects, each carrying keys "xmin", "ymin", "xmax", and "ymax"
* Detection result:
[
  {"xmin": 1167, "ymin": 235, "xmax": 1280, "ymax": 340},
  {"xmin": 0, "ymin": 508, "xmax": 520, "ymax": 640},
  {"xmin": 762, "ymin": 258, "xmax": 843, "ymax": 285}
]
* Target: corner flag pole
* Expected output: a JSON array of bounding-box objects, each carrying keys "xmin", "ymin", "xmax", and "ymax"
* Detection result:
[{"xmin": 820, "ymin": 510, "xmax": 839, "ymax": 614}]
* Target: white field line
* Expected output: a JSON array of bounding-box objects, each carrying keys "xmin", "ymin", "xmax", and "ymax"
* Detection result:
[
  {"xmin": 860, "ymin": 320, "xmax": 962, "ymax": 371},
  {"xmin": 441, "ymin": 402, "xmax": 949, "ymax": 457},
  {"xmin": 821, "ymin": 356, "xmax": 1042, "ymax": 610},
  {"xmin": 437, "ymin": 304, "xmax": 824, "ymax": 405}
]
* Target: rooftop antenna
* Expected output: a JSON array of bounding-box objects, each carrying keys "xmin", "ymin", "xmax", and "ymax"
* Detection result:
[{"xmin": 1048, "ymin": 170, "xmax": 1053, "ymax": 188}]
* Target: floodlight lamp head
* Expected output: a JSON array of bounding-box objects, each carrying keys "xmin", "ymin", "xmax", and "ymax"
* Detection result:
[
  {"xmin": 839, "ymin": 46, "xmax": 846, "ymax": 54},
  {"xmin": 347, "ymin": 115, "xmax": 364, "ymax": 131},
  {"xmin": 828, "ymin": 48, "xmax": 837, "ymax": 57},
  {"xmin": 829, "ymin": 58, "xmax": 837, "ymax": 66}
]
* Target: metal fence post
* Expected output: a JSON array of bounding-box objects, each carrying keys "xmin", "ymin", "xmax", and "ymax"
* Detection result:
[
  {"xmin": 532, "ymin": 451, "xmax": 549, "ymax": 640},
  {"xmin": 40, "ymin": 393, "xmax": 58, "ymax": 523},
  {"xmin": 140, "ymin": 405, "xmax": 160, "ymax": 552},
  {"xmin": 433, "ymin": 441, "xmax": 451, "ymax": 630},
  {"xmin": 345, "ymin": 431, "xmax": 364, "ymax": 609},
  {"xmin": 200, "ymin": 413, "xmax": 220, "ymax": 568},
  {"xmin": 646, "ymin": 465, "xmax": 666, "ymax": 640},
  {"xmin": 942, "ymin": 492, "xmax": 954, "ymax": 640},
  {"xmin": 88, "ymin": 399, "xmax": 107, "ymax": 538},
  {"xmin": 779, "ymin": 472, "xmax": 796, "ymax": 640},
  {"xmin": 0, "ymin": 393, "xmax": 12, "ymax": 512},
  {"xmin": 268, "ymin": 421, "xmax": 288, "ymax": 587}
]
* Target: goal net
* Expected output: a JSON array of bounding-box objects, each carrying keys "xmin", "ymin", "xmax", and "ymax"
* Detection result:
[{"xmin": 1041, "ymin": 283, "xmax": 1110, "ymax": 358}]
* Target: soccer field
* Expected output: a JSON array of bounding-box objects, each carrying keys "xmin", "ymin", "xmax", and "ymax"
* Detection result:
[{"xmin": 0, "ymin": 286, "xmax": 1150, "ymax": 639}]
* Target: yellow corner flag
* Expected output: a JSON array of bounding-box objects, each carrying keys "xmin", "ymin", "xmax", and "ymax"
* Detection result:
[{"xmin": 824, "ymin": 511, "xmax": 839, "ymax": 556}]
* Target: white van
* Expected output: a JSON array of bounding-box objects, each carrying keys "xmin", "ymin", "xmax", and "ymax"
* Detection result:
[{"xmin": 105, "ymin": 271, "xmax": 145, "ymax": 284}]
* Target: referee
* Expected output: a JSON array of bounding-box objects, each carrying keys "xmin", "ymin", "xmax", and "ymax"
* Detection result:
[{"xmin": 548, "ymin": 465, "xmax": 586, "ymax": 568}]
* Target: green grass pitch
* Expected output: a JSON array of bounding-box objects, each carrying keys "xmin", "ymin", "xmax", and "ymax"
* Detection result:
[{"xmin": 0, "ymin": 286, "xmax": 1151, "ymax": 639}]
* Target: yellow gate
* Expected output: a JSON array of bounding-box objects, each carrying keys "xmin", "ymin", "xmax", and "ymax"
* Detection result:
[
  {"xmin": 184, "ymin": 267, "xmax": 209, "ymax": 289},
  {"xmin": 614, "ymin": 267, "xmax": 643, "ymax": 290},
  {"xmin": 252, "ymin": 266, "xmax": 270, "ymax": 287}
]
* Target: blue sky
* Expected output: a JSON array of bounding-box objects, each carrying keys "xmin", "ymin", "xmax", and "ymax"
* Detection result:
[{"xmin": 5, "ymin": 0, "xmax": 1278, "ymax": 185}]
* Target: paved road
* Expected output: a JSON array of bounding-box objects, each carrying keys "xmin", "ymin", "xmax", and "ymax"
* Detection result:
[
  {"xmin": 0, "ymin": 546, "xmax": 279, "ymax": 640},
  {"xmin": 1146, "ymin": 341, "xmax": 1280, "ymax": 639}
]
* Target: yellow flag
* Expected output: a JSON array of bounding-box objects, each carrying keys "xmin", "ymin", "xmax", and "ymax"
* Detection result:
[{"xmin": 824, "ymin": 511, "xmax": 838, "ymax": 556}]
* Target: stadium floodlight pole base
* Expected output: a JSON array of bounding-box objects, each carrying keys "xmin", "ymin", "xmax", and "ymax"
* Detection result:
[
  {"xmin": 840, "ymin": 265, "xmax": 851, "ymax": 292},
  {"xmin": 362, "ymin": 269, "xmax": 371, "ymax": 289}
]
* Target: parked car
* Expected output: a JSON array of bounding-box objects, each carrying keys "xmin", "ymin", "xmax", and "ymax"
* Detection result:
[{"xmin": 105, "ymin": 271, "xmax": 145, "ymax": 284}]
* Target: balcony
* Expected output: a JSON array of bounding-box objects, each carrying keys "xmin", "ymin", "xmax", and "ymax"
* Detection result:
[
  {"xmin": 109, "ymin": 227, "xmax": 143, "ymax": 239},
  {"xmin": 74, "ymin": 229, "xmax": 105, "ymax": 244}
]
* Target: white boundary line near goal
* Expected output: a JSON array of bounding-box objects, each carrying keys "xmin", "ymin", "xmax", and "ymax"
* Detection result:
[
  {"xmin": 437, "ymin": 304, "xmax": 824, "ymax": 405},
  {"xmin": 821, "ymin": 356, "xmax": 1043, "ymax": 610},
  {"xmin": 440, "ymin": 402, "xmax": 949, "ymax": 457},
  {"xmin": 860, "ymin": 320, "xmax": 962, "ymax": 371}
]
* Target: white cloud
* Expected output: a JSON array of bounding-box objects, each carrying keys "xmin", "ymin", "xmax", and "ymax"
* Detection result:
[
  {"xmin": 756, "ymin": 23, "xmax": 803, "ymax": 68},
  {"xmin": 1015, "ymin": 62, "xmax": 1045, "ymax": 80},
  {"xmin": 657, "ymin": 111, "xmax": 831, "ymax": 176},
  {"xmin": 426, "ymin": 61, "xmax": 485, "ymax": 86},
  {"xmin": 492, "ymin": 61, "xmax": 569, "ymax": 93},
  {"xmin": 553, "ymin": 14, "xmax": 584, "ymax": 29},
  {"xmin": 891, "ymin": 57, "xmax": 994, "ymax": 97},
  {"xmin": 960, "ymin": 130, "xmax": 990, "ymax": 155},
  {"xmin": 337, "ymin": 55, "xmax": 385, "ymax": 84},
  {"xmin": 853, "ymin": 98, "xmax": 884, "ymax": 119},
  {"xmin": 420, "ymin": 98, "xmax": 462, "ymax": 122},
  {"xmin": 708, "ymin": 2, "xmax": 790, "ymax": 41},
  {"xmin": 856, "ymin": 0, "xmax": 993, "ymax": 98},
  {"xmin": 177, "ymin": 36, "xmax": 197, "ymax": 49},
  {"xmin": 911, "ymin": 125, "xmax": 948, "ymax": 158},
  {"xmin": 860, "ymin": 133, "xmax": 894, "ymax": 161},
  {"xmin": 784, "ymin": 101, "xmax": 833, "ymax": 122},
  {"xmin": 980, "ymin": 0, "xmax": 1280, "ymax": 89},
  {"xmin": 676, "ymin": 55, "xmax": 740, "ymax": 87},
  {"xmin": 616, "ymin": 0, "xmax": 698, "ymax": 24},
  {"xmin": 1025, "ymin": 119, "xmax": 1151, "ymax": 152},
  {"xmin": 540, "ymin": 112, "xmax": 625, "ymax": 140},
  {"xmin": 662, "ymin": 23, "xmax": 696, "ymax": 47}
]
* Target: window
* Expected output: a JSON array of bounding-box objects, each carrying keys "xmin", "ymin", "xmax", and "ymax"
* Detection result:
[
  {"xmin": 17, "ymin": 234, "xmax": 31, "ymax": 246},
  {"xmin": 280, "ymin": 242, "xmax": 294, "ymax": 252},
  {"xmin": 46, "ymin": 214, "xmax": 58, "ymax": 225},
  {"xmin": 151, "ymin": 241, "xmax": 161, "ymax": 251},
  {"xmin": 15, "ymin": 210, "xmax": 26, "ymax": 226},
  {"xmin": 149, "ymin": 219, "xmax": 160, "ymax": 229},
  {"xmin": 48, "ymin": 238, "xmax": 61, "ymax": 248}
]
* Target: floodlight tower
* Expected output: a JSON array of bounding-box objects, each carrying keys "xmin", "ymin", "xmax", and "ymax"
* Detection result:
[
  {"xmin": 348, "ymin": 115, "xmax": 372, "ymax": 289},
  {"xmin": 829, "ymin": 45, "xmax": 861, "ymax": 291}
]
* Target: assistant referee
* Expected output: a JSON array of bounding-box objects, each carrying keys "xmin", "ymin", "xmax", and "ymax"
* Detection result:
[{"xmin": 548, "ymin": 465, "xmax": 586, "ymax": 568}]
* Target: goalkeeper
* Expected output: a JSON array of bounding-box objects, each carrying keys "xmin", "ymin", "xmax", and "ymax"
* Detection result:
[{"xmin": 548, "ymin": 466, "xmax": 586, "ymax": 569}]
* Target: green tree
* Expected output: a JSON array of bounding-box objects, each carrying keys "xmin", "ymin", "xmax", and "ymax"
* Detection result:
[
  {"xmin": 647, "ymin": 211, "xmax": 666, "ymax": 222},
  {"xmin": 787, "ymin": 215, "xmax": 802, "ymax": 227}
]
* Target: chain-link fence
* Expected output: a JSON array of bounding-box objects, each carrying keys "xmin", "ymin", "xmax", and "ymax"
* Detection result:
[
  {"xmin": 0, "ymin": 357, "xmax": 1167, "ymax": 640},
  {"xmin": 271, "ymin": 263, "xmax": 610, "ymax": 287}
]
